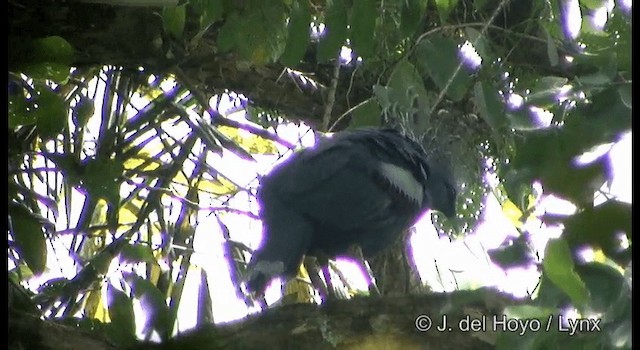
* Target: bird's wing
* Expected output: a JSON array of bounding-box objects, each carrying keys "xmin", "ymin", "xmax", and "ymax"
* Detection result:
[{"xmin": 261, "ymin": 139, "xmax": 420, "ymax": 231}]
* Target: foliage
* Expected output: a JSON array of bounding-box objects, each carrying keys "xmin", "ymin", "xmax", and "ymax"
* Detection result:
[{"xmin": 8, "ymin": 0, "xmax": 631, "ymax": 348}]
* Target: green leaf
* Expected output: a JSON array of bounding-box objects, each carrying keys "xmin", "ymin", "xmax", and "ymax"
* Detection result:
[
  {"xmin": 349, "ymin": 99, "xmax": 382, "ymax": 128},
  {"xmin": 119, "ymin": 243, "xmax": 156, "ymax": 264},
  {"xmin": 44, "ymin": 153, "xmax": 84, "ymax": 187},
  {"xmin": 505, "ymin": 108, "xmax": 538, "ymax": 130},
  {"xmin": 106, "ymin": 284, "xmax": 137, "ymax": 346},
  {"xmin": 201, "ymin": 0, "xmax": 224, "ymax": 26},
  {"xmin": 8, "ymin": 92, "xmax": 36, "ymax": 128},
  {"xmin": 565, "ymin": 87, "xmax": 631, "ymax": 151},
  {"xmin": 487, "ymin": 237, "xmax": 535, "ymax": 269},
  {"xmin": 32, "ymin": 84, "xmax": 67, "ymax": 139},
  {"xmin": 579, "ymin": 0, "xmax": 606, "ymax": 10},
  {"xmin": 400, "ymin": 0, "xmax": 427, "ymax": 37},
  {"xmin": 317, "ymin": 0, "xmax": 348, "ymax": 62},
  {"xmin": 575, "ymin": 263, "xmax": 626, "ymax": 313},
  {"xmin": 414, "ymin": 37, "xmax": 473, "ymax": 101},
  {"xmin": 526, "ymin": 76, "xmax": 569, "ymax": 108},
  {"xmin": 216, "ymin": 13, "xmax": 240, "ymax": 53},
  {"xmin": 542, "ymin": 238, "xmax": 589, "ymax": 307},
  {"xmin": 541, "ymin": 155, "xmax": 610, "ymax": 206},
  {"xmin": 280, "ymin": 0, "xmax": 311, "ymax": 66},
  {"xmin": 162, "ymin": 5, "xmax": 187, "ymax": 39},
  {"xmin": 618, "ymin": 84, "xmax": 632, "ymax": 109},
  {"xmin": 124, "ymin": 273, "xmax": 171, "ymax": 340},
  {"xmin": 30, "ymin": 36, "xmax": 75, "ymax": 65},
  {"xmin": 350, "ymin": 0, "xmax": 377, "ymax": 59},
  {"xmin": 543, "ymin": 27, "xmax": 559, "ymax": 67},
  {"xmin": 464, "ymin": 27, "xmax": 489, "ymax": 59},
  {"xmin": 559, "ymin": 201, "xmax": 631, "ymax": 262},
  {"xmin": 473, "ymin": 81, "xmax": 506, "ymax": 132},
  {"xmin": 22, "ymin": 62, "xmax": 71, "ymax": 83},
  {"xmin": 504, "ymin": 305, "xmax": 558, "ymax": 320},
  {"xmin": 377, "ymin": 60, "xmax": 431, "ymax": 127},
  {"xmin": 434, "ymin": 0, "xmax": 459, "ymax": 23},
  {"xmin": 197, "ymin": 268, "xmax": 214, "ymax": 325},
  {"xmin": 9, "ymin": 204, "xmax": 47, "ymax": 275},
  {"xmin": 72, "ymin": 96, "xmax": 95, "ymax": 127},
  {"xmin": 84, "ymin": 157, "xmax": 124, "ymax": 204},
  {"xmin": 216, "ymin": 0, "xmax": 287, "ymax": 64}
]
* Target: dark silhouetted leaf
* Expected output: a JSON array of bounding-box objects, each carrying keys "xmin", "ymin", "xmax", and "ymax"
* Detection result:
[
  {"xmin": 350, "ymin": 0, "xmax": 377, "ymax": 59},
  {"xmin": 474, "ymin": 81, "xmax": 507, "ymax": 131},
  {"xmin": 434, "ymin": 0, "xmax": 458, "ymax": 23},
  {"xmin": 124, "ymin": 273, "xmax": 171, "ymax": 341},
  {"xmin": 32, "ymin": 85, "xmax": 67, "ymax": 139},
  {"xmin": 415, "ymin": 37, "xmax": 473, "ymax": 101},
  {"xmin": 280, "ymin": 0, "xmax": 311, "ymax": 66},
  {"xmin": 163, "ymin": 5, "xmax": 187, "ymax": 39},
  {"xmin": 488, "ymin": 236, "xmax": 536, "ymax": 269},
  {"xmin": 107, "ymin": 284, "xmax": 137, "ymax": 346},
  {"xmin": 120, "ymin": 243, "xmax": 156, "ymax": 264},
  {"xmin": 542, "ymin": 238, "xmax": 589, "ymax": 307},
  {"xmin": 400, "ymin": 0, "xmax": 427, "ymax": 37},
  {"xmin": 556, "ymin": 200, "xmax": 631, "ymax": 261},
  {"xmin": 9, "ymin": 204, "xmax": 47, "ymax": 275},
  {"xmin": 349, "ymin": 99, "xmax": 382, "ymax": 128},
  {"xmin": 29, "ymin": 36, "xmax": 75, "ymax": 65},
  {"xmin": 317, "ymin": 0, "xmax": 348, "ymax": 62},
  {"xmin": 22, "ymin": 62, "xmax": 71, "ymax": 83}
]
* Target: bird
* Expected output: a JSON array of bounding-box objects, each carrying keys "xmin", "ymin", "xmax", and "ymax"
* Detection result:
[{"xmin": 245, "ymin": 128, "xmax": 457, "ymax": 296}]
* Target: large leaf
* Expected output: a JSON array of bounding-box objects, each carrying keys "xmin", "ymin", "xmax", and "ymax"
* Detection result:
[
  {"xmin": 474, "ymin": 81, "xmax": 507, "ymax": 132},
  {"xmin": 553, "ymin": 201, "xmax": 631, "ymax": 264},
  {"xmin": 525, "ymin": 76, "xmax": 569, "ymax": 108},
  {"xmin": 83, "ymin": 157, "xmax": 124, "ymax": 205},
  {"xmin": 400, "ymin": 0, "xmax": 427, "ymax": 37},
  {"xmin": 28, "ymin": 36, "xmax": 75, "ymax": 66},
  {"xmin": 124, "ymin": 273, "xmax": 172, "ymax": 341},
  {"xmin": 414, "ymin": 37, "xmax": 473, "ymax": 101},
  {"xmin": 375, "ymin": 59, "xmax": 431, "ymax": 125},
  {"xmin": 9, "ymin": 204, "xmax": 48, "ymax": 275},
  {"xmin": 542, "ymin": 238, "xmax": 589, "ymax": 308},
  {"xmin": 434, "ymin": 0, "xmax": 458, "ymax": 23},
  {"xmin": 107, "ymin": 284, "xmax": 137, "ymax": 346},
  {"xmin": 317, "ymin": 0, "xmax": 348, "ymax": 62},
  {"xmin": 350, "ymin": 0, "xmax": 377, "ymax": 59},
  {"xmin": 32, "ymin": 84, "xmax": 68, "ymax": 139},
  {"xmin": 280, "ymin": 0, "xmax": 311, "ymax": 66},
  {"xmin": 349, "ymin": 99, "xmax": 382, "ymax": 128},
  {"xmin": 216, "ymin": 0, "xmax": 287, "ymax": 64},
  {"xmin": 162, "ymin": 5, "xmax": 187, "ymax": 39},
  {"xmin": 119, "ymin": 243, "xmax": 157, "ymax": 264}
]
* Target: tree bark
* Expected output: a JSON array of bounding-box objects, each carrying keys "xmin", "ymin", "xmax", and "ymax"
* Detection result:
[{"xmin": 10, "ymin": 288, "xmax": 519, "ymax": 350}]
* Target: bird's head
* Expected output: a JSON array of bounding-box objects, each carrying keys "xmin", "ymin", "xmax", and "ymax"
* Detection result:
[{"xmin": 423, "ymin": 167, "xmax": 457, "ymax": 218}]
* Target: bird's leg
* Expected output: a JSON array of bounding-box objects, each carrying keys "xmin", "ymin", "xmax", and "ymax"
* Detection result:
[
  {"xmin": 350, "ymin": 245, "xmax": 381, "ymax": 296},
  {"xmin": 312, "ymin": 253, "xmax": 350, "ymax": 301},
  {"xmin": 322, "ymin": 265, "xmax": 336, "ymax": 299},
  {"xmin": 316, "ymin": 254, "xmax": 340, "ymax": 300},
  {"xmin": 303, "ymin": 256, "xmax": 330, "ymax": 300}
]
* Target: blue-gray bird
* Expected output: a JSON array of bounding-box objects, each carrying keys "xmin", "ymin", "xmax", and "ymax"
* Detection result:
[{"xmin": 246, "ymin": 128, "xmax": 457, "ymax": 295}]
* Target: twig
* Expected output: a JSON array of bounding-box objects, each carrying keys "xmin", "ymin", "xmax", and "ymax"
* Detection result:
[
  {"xmin": 329, "ymin": 99, "xmax": 371, "ymax": 132},
  {"xmin": 425, "ymin": 0, "xmax": 512, "ymax": 119},
  {"xmin": 322, "ymin": 58, "xmax": 342, "ymax": 132}
]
